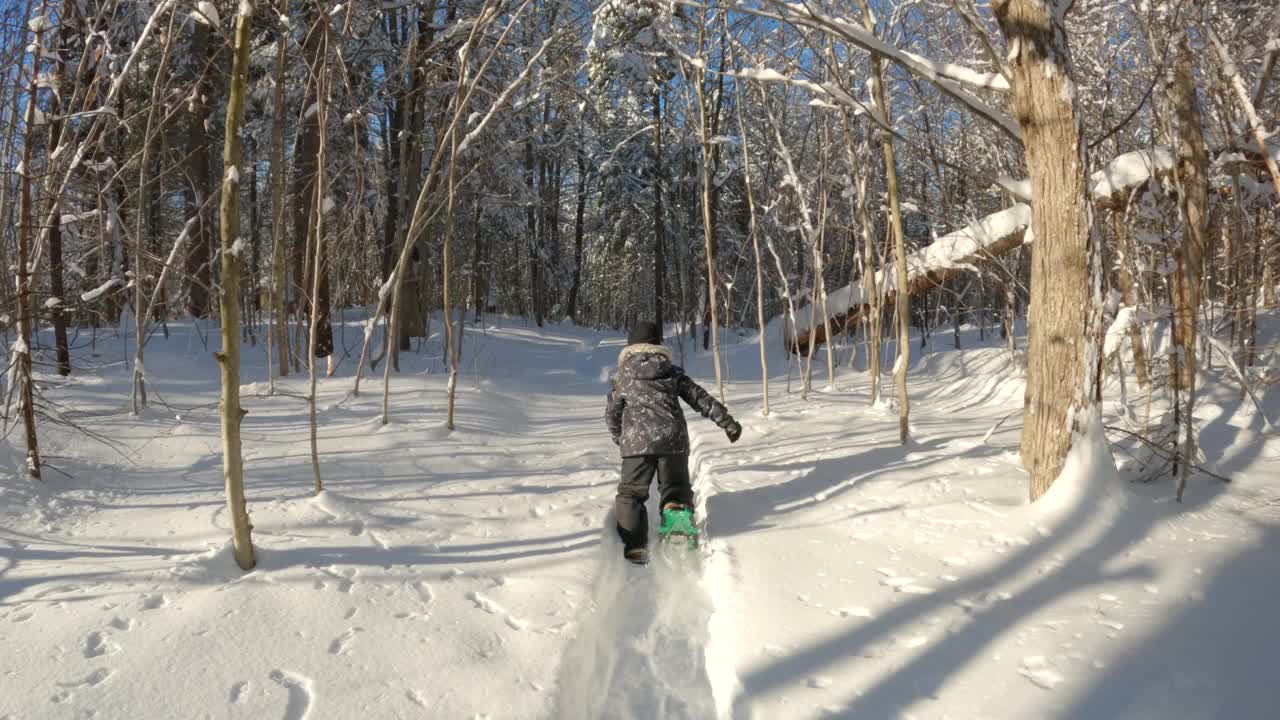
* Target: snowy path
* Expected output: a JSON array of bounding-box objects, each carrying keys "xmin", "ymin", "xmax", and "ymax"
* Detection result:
[{"xmin": 3, "ymin": 320, "xmax": 1280, "ymax": 719}]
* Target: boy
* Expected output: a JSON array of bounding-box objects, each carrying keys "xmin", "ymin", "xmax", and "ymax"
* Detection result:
[{"xmin": 605, "ymin": 321, "xmax": 741, "ymax": 564}]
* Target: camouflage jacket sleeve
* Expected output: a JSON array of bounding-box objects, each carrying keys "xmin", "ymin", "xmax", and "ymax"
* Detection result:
[
  {"xmin": 676, "ymin": 372, "xmax": 732, "ymax": 428},
  {"xmin": 605, "ymin": 379, "xmax": 625, "ymax": 444}
]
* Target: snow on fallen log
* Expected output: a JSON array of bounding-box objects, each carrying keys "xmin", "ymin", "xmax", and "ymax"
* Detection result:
[
  {"xmin": 791, "ymin": 205, "xmax": 1031, "ymax": 349},
  {"xmin": 80, "ymin": 277, "xmax": 123, "ymax": 302},
  {"xmin": 1089, "ymin": 148, "xmax": 1176, "ymax": 202},
  {"xmin": 790, "ymin": 146, "xmax": 1186, "ymax": 352}
]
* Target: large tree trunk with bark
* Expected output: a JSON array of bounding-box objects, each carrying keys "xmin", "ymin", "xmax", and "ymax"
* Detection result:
[
  {"xmin": 217, "ymin": 0, "xmax": 257, "ymax": 571},
  {"xmin": 993, "ymin": 0, "xmax": 1106, "ymax": 501}
]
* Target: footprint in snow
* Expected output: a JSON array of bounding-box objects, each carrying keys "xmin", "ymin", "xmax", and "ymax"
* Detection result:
[
  {"xmin": 268, "ymin": 669, "xmax": 315, "ymax": 720},
  {"xmin": 109, "ymin": 616, "xmax": 134, "ymax": 631},
  {"xmin": 839, "ymin": 607, "xmax": 872, "ymax": 618},
  {"xmin": 1018, "ymin": 656, "xmax": 1065, "ymax": 690},
  {"xmin": 319, "ymin": 566, "xmax": 357, "ymax": 593},
  {"xmin": 466, "ymin": 590, "xmax": 504, "ymax": 615},
  {"xmin": 57, "ymin": 668, "xmax": 113, "ymax": 689},
  {"xmin": 83, "ymin": 631, "xmax": 119, "ymax": 658},
  {"xmin": 141, "ymin": 593, "xmax": 168, "ymax": 610},
  {"xmin": 328, "ymin": 627, "xmax": 362, "ymax": 655},
  {"xmin": 406, "ymin": 689, "xmax": 429, "ymax": 708},
  {"xmin": 230, "ymin": 680, "xmax": 250, "ymax": 704},
  {"xmin": 413, "ymin": 580, "xmax": 434, "ymax": 606}
]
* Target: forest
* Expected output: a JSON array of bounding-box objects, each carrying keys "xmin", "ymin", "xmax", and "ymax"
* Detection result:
[{"xmin": 1, "ymin": 1, "xmax": 1278, "ymax": 718}]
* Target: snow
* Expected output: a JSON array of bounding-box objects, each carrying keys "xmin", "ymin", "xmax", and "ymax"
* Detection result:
[
  {"xmin": 995, "ymin": 175, "xmax": 1032, "ymax": 201},
  {"xmin": 1034, "ymin": 406, "xmax": 1123, "ymax": 521},
  {"xmin": 800, "ymin": 144, "xmax": 1181, "ymax": 335},
  {"xmin": 3, "ymin": 315, "xmax": 1280, "ymax": 719},
  {"xmin": 1103, "ymin": 306, "xmax": 1139, "ymax": 357},
  {"xmin": 79, "ymin": 277, "xmax": 123, "ymax": 302},
  {"xmin": 230, "ymin": 237, "xmax": 248, "ymax": 258},
  {"xmin": 741, "ymin": 67, "xmax": 788, "ymax": 82},
  {"xmin": 898, "ymin": 49, "xmax": 1010, "ymax": 91},
  {"xmin": 1090, "ymin": 147, "xmax": 1176, "ymax": 199},
  {"xmin": 225, "ymin": 165, "xmax": 240, "ymax": 184},
  {"xmin": 798, "ymin": 204, "xmax": 1031, "ymax": 331},
  {"xmin": 191, "ymin": 1, "xmax": 221, "ymax": 29}
]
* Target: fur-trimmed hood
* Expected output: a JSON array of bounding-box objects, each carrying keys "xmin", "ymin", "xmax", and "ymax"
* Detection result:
[
  {"xmin": 618, "ymin": 342, "xmax": 672, "ymax": 367},
  {"xmin": 605, "ymin": 342, "xmax": 734, "ymax": 457}
]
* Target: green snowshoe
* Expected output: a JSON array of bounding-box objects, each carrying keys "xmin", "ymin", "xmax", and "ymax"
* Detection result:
[{"xmin": 658, "ymin": 504, "xmax": 700, "ymax": 549}]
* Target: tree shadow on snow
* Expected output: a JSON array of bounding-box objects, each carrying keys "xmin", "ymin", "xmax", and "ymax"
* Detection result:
[{"xmin": 725, "ymin": 476, "xmax": 1233, "ymax": 719}]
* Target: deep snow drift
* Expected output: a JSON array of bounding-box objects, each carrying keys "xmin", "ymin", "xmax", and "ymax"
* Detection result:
[{"xmin": 2, "ymin": 313, "xmax": 1279, "ymax": 719}]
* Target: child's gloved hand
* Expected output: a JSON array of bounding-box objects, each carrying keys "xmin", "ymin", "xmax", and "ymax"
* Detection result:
[{"xmin": 725, "ymin": 420, "xmax": 742, "ymax": 443}]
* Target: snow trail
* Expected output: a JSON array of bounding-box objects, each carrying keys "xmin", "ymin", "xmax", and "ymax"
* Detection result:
[
  {"xmin": 553, "ymin": 426, "xmax": 741, "ymax": 720},
  {"xmin": 552, "ymin": 513, "xmax": 719, "ymax": 719}
]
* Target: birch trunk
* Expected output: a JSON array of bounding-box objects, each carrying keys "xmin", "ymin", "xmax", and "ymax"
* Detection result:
[
  {"xmin": 694, "ymin": 54, "xmax": 724, "ymax": 401},
  {"xmin": 217, "ymin": 0, "xmax": 257, "ymax": 570},
  {"xmin": 16, "ymin": 23, "xmax": 42, "ymax": 479}
]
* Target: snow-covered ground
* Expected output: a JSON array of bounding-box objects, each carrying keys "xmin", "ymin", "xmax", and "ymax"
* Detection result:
[{"xmin": 2, "ymin": 313, "xmax": 1279, "ymax": 719}]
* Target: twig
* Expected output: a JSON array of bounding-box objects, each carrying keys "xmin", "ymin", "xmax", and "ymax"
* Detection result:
[{"xmin": 1104, "ymin": 424, "xmax": 1232, "ymax": 484}]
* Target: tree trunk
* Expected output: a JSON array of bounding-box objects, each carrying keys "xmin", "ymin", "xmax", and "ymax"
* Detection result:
[
  {"xmin": 47, "ymin": 10, "xmax": 71, "ymax": 376},
  {"xmin": 694, "ymin": 64, "xmax": 724, "ymax": 399},
  {"xmin": 567, "ymin": 131, "xmax": 587, "ymax": 321},
  {"xmin": 861, "ymin": 0, "xmax": 909, "ymax": 442},
  {"xmin": 993, "ymin": 0, "xmax": 1106, "ymax": 501},
  {"xmin": 468, "ymin": 197, "xmax": 484, "ymax": 322},
  {"xmin": 186, "ymin": 18, "xmax": 214, "ymax": 320},
  {"xmin": 306, "ymin": 16, "xmax": 329, "ymax": 496},
  {"xmin": 268, "ymin": 0, "xmax": 291, "ymax": 386},
  {"xmin": 16, "ymin": 23, "xmax": 42, "ymax": 479},
  {"xmin": 444, "ymin": 128, "xmax": 462, "ymax": 429},
  {"xmin": 131, "ymin": 5, "xmax": 175, "ymax": 412},
  {"xmin": 653, "ymin": 88, "xmax": 666, "ymax": 329},
  {"xmin": 217, "ymin": 0, "xmax": 258, "ymax": 571},
  {"xmin": 294, "ymin": 7, "xmax": 332, "ymax": 361},
  {"xmin": 1166, "ymin": 37, "xmax": 1209, "ymax": 503},
  {"xmin": 1114, "ymin": 221, "xmax": 1149, "ymax": 388}
]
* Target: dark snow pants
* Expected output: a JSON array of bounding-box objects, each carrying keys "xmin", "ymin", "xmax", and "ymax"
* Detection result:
[{"xmin": 615, "ymin": 454, "xmax": 694, "ymax": 550}]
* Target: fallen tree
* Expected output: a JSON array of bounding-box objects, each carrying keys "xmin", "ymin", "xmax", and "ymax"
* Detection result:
[{"xmin": 788, "ymin": 144, "xmax": 1276, "ymax": 354}]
